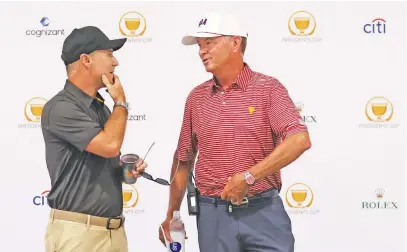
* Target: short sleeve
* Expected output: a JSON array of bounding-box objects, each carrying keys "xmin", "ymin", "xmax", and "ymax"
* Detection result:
[
  {"xmin": 267, "ymin": 79, "xmax": 308, "ymax": 140},
  {"xmin": 42, "ymin": 101, "xmax": 102, "ymax": 152},
  {"xmin": 174, "ymin": 94, "xmax": 196, "ymax": 161}
]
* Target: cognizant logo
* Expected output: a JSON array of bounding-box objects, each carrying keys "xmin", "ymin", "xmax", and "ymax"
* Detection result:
[{"xmin": 25, "ymin": 17, "xmax": 65, "ymax": 37}]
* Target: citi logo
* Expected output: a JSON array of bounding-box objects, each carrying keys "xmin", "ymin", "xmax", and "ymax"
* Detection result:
[
  {"xmin": 364, "ymin": 18, "xmax": 386, "ymax": 34},
  {"xmin": 33, "ymin": 190, "xmax": 49, "ymax": 206}
]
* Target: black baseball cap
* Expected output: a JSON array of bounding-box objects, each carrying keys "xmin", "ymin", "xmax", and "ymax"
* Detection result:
[{"xmin": 61, "ymin": 26, "xmax": 127, "ymax": 66}]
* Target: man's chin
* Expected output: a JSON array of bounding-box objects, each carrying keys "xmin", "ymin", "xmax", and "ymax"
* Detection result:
[
  {"xmin": 99, "ymin": 73, "xmax": 114, "ymax": 86},
  {"xmin": 204, "ymin": 64, "xmax": 216, "ymax": 73}
]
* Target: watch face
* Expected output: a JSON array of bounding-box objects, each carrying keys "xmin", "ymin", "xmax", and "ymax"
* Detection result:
[{"xmin": 246, "ymin": 174, "xmax": 255, "ymax": 185}]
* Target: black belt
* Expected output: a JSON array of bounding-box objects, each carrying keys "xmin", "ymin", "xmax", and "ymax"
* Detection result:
[{"xmin": 198, "ymin": 188, "xmax": 279, "ymax": 207}]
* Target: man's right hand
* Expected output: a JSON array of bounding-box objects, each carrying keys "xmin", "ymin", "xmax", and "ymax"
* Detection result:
[
  {"xmin": 159, "ymin": 218, "xmax": 173, "ymax": 246},
  {"xmin": 102, "ymin": 74, "xmax": 126, "ymax": 103},
  {"xmin": 158, "ymin": 217, "xmax": 189, "ymax": 247}
]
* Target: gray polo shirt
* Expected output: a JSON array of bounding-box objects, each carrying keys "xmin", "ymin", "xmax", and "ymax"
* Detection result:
[{"xmin": 41, "ymin": 80, "xmax": 123, "ymax": 217}]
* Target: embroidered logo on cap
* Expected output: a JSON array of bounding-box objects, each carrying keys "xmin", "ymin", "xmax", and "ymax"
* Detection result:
[{"xmin": 198, "ymin": 18, "xmax": 207, "ymax": 27}]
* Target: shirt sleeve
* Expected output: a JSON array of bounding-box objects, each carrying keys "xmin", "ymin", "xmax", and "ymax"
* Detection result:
[
  {"xmin": 267, "ymin": 78, "xmax": 308, "ymax": 140},
  {"xmin": 174, "ymin": 94, "xmax": 196, "ymax": 162},
  {"xmin": 42, "ymin": 100, "xmax": 103, "ymax": 152}
]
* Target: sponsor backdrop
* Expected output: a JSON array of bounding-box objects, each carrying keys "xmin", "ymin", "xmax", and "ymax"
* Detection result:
[{"xmin": 0, "ymin": 1, "xmax": 405, "ymax": 252}]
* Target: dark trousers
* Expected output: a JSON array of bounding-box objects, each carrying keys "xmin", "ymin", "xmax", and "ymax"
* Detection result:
[{"xmin": 196, "ymin": 189, "xmax": 295, "ymax": 252}]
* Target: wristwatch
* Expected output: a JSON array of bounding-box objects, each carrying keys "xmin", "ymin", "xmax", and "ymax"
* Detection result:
[
  {"xmin": 114, "ymin": 101, "xmax": 129, "ymax": 110},
  {"xmin": 244, "ymin": 171, "xmax": 256, "ymax": 186}
]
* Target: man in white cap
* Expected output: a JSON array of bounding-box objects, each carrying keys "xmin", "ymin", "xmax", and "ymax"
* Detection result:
[{"xmin": 159, "ymin": 12, "xmax": 311, "ymax": 252}]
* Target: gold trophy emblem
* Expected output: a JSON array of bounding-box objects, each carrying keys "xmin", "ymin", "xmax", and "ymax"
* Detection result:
[
  {"xmin": 24, "ymin": 97, "xmax": 47, "ymax": 122},
  {"xmin": 365, "ymin": 97, "xmax": 393, "ymax": 122},
  {"xmin": 371, "ymin": 103, "xmax": 388, "ymax": 120},
  {"xmin": 30, "ymin": 104, "xmax": 44, "ymax": 120},
  {"xmin": 294, "ymin": 17, "xmax": 310, "ymax": 34},
  {"xmin": 285, "ymin": 183, "xmax": 314, "ymax": 208},
  {"xmin": 291, "ymin": 189, "xmax": 308, "ymax": 207},
  {"xmin": 125, "ymin": 18, "xmax": 141, "ymax": 35},
  {"xmin": 288, "ymin": 11, "xmax": 316, "ymax": 36},
  {"xmin": 123, "ymin": 189, "xmax": 133, "ymax": 207},
  {"xmin": 119, "ymin": 11, "xmax": 147, "ymax": 37},
  {"xmin": 122, "ymin": 183, "xmax": 139, "ymax": 208}
]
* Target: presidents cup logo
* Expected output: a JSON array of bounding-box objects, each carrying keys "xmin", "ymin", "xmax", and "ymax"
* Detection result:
[
  {"xmin": 25, "ymin": 97, "xmax": 47, "ymax": 122},
  {"xmin": 283, "ymin": 11, "xmax": 322, "ymax": 43},
  {"xmin": 119, "ymin": 11, "xmax": 152, "ymax": 43},
  {"xmin": 122, "ymin": 183, "xmax": 144, "ymax": 215},
  {"xmin": 365, "ymin": 97, "xmax": 393, "ymax": 122},
  {"xmin": 359, "ymin": 96, "xmax": 398, "ymax": 128},
  {"xmin": 19, "ymin": 97, "xmax": 47, "ymax": 129},
  {"xmin": 285, "ymin": 183, "xmax": 319, "ymax": 215}
]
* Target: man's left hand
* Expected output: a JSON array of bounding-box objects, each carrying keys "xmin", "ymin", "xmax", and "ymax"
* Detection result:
[
  {"xmin": 120, "ymin": 158, "xmax": 148, "ymax": 178},
  {"xmin": 132, "ymin": 158, "xmax": 147, "ymax": 178},
  {"xmin": 220, "ymin": 172, "xmax": 249, "ymax": 205}
]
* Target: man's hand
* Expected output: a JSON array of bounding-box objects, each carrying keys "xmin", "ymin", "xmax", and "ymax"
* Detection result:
[
  {"xmin": 220, "ymin": 172, "xmax": 249, "ymax": 205},
  {"xmin": 102, "ymin": 74, "xmax": 126, "ymax": 103},
  {"xmin": 159, "ymin": 217, "xmax": 188, "ymax": 247},
  {"xmin": 158, "ymin": 218, "xmax": 173, "ymax": 246},
  {"xmin": 119, "ymin": 158, "xmax": 147, "ymax": 178},
  {"xmin": 132, "ymin": 158, "xmax": 147, "ymax": 178}
]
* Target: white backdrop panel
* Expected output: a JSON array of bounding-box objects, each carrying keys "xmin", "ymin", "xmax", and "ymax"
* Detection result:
[{"xmin": 0, "ymin": 1, "xmax": 405, "ymax": 252}]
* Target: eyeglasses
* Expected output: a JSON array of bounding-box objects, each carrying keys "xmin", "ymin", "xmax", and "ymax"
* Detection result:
[{"xmin": 138, "ymin": 142, "xmax": 171, "ymax": 186}]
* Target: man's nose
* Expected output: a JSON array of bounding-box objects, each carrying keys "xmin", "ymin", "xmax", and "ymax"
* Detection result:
[
  {"xmin": 113, "ymin": 57, "xmax": 119, "ymax": 66},
  {"xmin": 199, "ymin": 47, "xmax": 208, "ymax": 57}
]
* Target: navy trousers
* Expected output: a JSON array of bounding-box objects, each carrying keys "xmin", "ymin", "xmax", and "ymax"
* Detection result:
[{"xmin": 196, "ymin": 189, "xmax": 295, "ymax": 252}]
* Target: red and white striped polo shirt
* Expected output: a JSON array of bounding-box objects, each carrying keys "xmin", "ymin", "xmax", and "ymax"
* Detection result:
[{"xmin": 175, "ymin": 64, "xmax": 308, "ymax": 196}]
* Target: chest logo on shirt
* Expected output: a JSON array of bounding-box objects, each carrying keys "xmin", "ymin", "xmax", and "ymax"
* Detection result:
[{"xmin": 248, "ymin": 106, "xmax": 255, "ymax": 114}]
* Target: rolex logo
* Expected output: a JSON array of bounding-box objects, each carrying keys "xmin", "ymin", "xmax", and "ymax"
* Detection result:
[
  {"xmin": 361, "ymin": 188, "xmax": 398, "ymax": 210},
  {"xmin": 375, "ymin": 188, "xmax": 384, "ymax": 199},
  {"xmin": 294, "ymin": 101, "xmax": 317, "ymax": 124}
]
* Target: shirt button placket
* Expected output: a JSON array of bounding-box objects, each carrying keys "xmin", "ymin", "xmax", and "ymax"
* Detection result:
[{"xmin": 221, "ymin": 90, "xmax": 226, "ymax": 105}]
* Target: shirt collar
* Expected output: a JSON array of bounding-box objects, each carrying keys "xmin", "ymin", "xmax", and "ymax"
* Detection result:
[
  {"xmin": 211, "ymin": 63, "xmax": 254, "ymax": 92},
  {"xmin": 64, "ymin": 80, "xmax": 105, "ymax": 108}
]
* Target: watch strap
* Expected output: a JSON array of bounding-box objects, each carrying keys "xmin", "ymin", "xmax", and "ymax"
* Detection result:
[
  {"xmin": 244, "ymin": 171, "xmax": 256, "ymax": 185},
  {"xmin": 114, "ymin": 101, "xmax": 128, "ymax": 110}
]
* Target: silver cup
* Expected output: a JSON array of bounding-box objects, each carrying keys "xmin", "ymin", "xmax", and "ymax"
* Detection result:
[{"xmin": 120, "ymin": 153, "xmax": 139, "ymax": 184}]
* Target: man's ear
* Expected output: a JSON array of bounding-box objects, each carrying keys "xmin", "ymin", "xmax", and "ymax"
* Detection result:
[
  {"xmin": 232, "ymin": 36, "xmax": 242, "ymax": 53},
  {"xmin": 79, "ymin": 53, "xmax": 92, "ymax": 69}
]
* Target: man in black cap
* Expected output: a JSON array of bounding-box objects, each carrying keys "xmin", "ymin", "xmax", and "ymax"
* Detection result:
[{"xmin": 41, "ymin": 26, "xmax": 147, "ymax": 252}]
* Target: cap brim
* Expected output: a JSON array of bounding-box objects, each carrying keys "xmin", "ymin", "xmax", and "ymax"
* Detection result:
[
  {"xmin": 102, "ymin": 38, "xmax": 127, "ymax": 51},
  {"xmin": 182, "ymin": 32, "xmax": 222, "ymax": 45}
]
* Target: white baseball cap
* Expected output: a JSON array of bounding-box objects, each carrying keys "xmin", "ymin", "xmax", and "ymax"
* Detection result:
[{"xmin": 182, "ymin": 12, "xmax": 248, "ymax": 45}]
